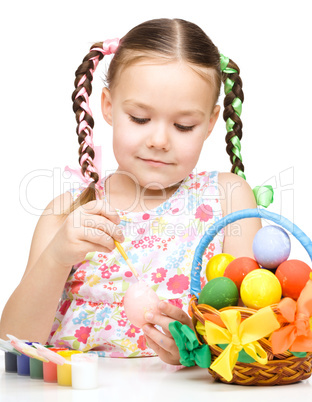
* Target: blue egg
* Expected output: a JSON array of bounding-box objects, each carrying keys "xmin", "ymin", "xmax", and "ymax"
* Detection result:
[{"xmin": 252, "ymin": 225, "xmax": 291, "ymax": 269}]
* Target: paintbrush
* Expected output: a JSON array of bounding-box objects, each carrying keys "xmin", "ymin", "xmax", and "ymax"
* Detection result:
[{"xmin": 114, "ymin": 241, "xmax": 140, "ymax": 280}]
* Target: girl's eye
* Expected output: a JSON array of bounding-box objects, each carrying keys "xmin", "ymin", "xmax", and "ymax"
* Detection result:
[
  {"xmin": 129, "ymin": 115, "xmax": 150, "ymax": 124},
  {"xmin": 174, "ymin": 123, "xmax": 195, "ymax": 132},
  {"xmin": 129, "ymin": 115, "xmax": 195, "ymax": 132}
]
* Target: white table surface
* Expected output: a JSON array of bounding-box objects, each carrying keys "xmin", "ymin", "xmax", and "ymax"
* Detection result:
[{"xmin": 0, "ymin": 354, "xmax": 311, "ymax": 402}]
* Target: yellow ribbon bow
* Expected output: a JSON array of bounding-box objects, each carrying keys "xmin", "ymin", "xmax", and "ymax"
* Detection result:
[{"xmin": 196, "ymin": 307, "xmax": 280, "ymax": 381}]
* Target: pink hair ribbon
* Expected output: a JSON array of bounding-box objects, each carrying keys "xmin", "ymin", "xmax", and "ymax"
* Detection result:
[
  {"xmin": 92, "ymin": 38, "xmax": 120, "ymax": 55},
  {"xmin": 65, "ymin": 145, "xmax": 103, "ymax": 192}
]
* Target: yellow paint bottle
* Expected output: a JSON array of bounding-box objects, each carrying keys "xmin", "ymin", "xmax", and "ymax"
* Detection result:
[{"xmin": 56, "ymin": 350, "xmax": 82, "ymax": 386}]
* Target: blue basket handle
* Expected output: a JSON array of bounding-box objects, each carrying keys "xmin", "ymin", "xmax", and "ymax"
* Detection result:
[{"xmin": 190, "ymin": 208, "xmax": 312, "ymax": 298}]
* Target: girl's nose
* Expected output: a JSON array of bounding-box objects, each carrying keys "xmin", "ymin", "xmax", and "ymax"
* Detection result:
[{"xmin": 146, "ymin": 123, "xmax": 170, "ymax": 150}]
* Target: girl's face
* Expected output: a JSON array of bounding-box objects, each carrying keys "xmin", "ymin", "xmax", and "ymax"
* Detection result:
[{"xmin": 101, "ymin": 60, "xmax": 220, "ymax": 194}]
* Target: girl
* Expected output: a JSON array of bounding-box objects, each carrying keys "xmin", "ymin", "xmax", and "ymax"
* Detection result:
[{"xmin": 0, "ymin": 18, "xmax": 261, "ymax": 365}]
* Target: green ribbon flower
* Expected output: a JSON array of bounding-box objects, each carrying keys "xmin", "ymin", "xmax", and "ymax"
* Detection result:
[
  {"xmin": 253, "ymin": 185, "xmax": 274, "ymax": 208},
  {"xmin": 168, "ymin": 321, "xmax": 211, "ymax": 368}
]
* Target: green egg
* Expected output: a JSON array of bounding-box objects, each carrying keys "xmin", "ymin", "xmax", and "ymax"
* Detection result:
[{"xmin": 198, "ymin": 277, "xmax": 239, "ymax": 310}]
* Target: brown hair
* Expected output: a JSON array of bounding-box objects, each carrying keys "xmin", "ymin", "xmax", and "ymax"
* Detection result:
[{"xmin": 67, "ymin": 18, "xmax": 244, "ymax": 214}]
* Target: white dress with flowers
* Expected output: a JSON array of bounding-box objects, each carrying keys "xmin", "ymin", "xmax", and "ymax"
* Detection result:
[{"xmin": 47, "ymin": 170, "xmax": 224, "ymax": 357}]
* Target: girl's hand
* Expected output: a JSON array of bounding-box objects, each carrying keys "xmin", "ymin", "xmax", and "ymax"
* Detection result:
[
  {"xmin": 142, "ymin": 301, "xmax": 193, "ymax": 365},
  {"xmin": 46, "ymin": 199, "xmax": 125, "ymax": 269}
]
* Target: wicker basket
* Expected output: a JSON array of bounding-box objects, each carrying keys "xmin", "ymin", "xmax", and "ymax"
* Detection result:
[{"xmin": 189, "ymin": 208, "xmax": 312, "ymax": 385}]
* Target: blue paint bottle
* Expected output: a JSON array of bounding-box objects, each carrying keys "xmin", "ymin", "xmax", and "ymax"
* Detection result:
[
  {"xmin": 17, "ymin": 353, "xmax": 30, "ymax": 376},
  {"xmin": 16, "ymin": 342, "xmax": 39, "ymax": 376}
]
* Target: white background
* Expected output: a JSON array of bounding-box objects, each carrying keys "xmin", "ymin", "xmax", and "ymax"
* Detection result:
[{"xmin": 0, "ymin": 0, "xmax": 311, "ymax": 317}]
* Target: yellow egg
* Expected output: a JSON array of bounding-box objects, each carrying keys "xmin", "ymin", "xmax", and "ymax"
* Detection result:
[
  {"xmin": 205, "ymin": 253, "xmax": 236, "ymax": 281},
  {"xmin": 240, "ymin": 269, "xmax": 282, "ymax": 309}
]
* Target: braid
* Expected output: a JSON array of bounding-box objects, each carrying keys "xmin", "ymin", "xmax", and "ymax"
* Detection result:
[
  {"xmin": 66, "ymin": 39, "xmax": 119, "ymax": 213},
  {"xmin": 71, "ymin": 42, "xmax": 105, "ymax": 198},
  {"xmin": 220, "ymin": 55, "xmax": 245, "ymax": 180}
]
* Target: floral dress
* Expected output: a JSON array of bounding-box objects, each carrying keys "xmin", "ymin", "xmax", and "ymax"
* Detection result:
[{"xmin": 48, "ymin": 169, "xmax": 224, "ymax": 357}]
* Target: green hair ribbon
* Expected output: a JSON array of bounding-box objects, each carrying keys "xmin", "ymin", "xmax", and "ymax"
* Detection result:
[
  {"xmin": 220, "ymin": 53, "xmax": 274, "ymax": 208},
  {"xmin": 220, "ymin": 53, "xmax": 245, "ymax": 180}
]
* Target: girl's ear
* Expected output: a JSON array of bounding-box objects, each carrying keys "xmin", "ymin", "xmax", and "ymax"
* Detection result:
[
  {"xmin": 101, "ymin": 87, "xmax": 113, "ymax": 125},
  {"xmin": 205, "ymin": 105, "xmax": 221, "ymax": 140}
]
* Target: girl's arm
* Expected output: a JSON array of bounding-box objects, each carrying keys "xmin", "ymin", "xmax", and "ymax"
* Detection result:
[
  {"xmin": 218, "ymin": 172, "xmax": 262, "ymax": 257},
  {"xmin": 0, "ymin": 192, "xmax": 124, "ymax": 342},
  {"xmin": 0, "ymin": 192, "xmax": 73, "ymax": 342}
]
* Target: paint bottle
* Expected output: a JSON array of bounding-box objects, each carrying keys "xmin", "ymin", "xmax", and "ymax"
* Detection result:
[
  {"xmin": 56, "ymin": 350, "xmax": 82, "ymax": 386},
  {"xmin": 4, "ymin": 352, "xmax": 18, "ymax": 373},
  {"xmin": 16, "ymin": 342, "xmax": 38, "ymax": 376},
  {"xmin": 42, "ymin": 348, "xmax": 68, "ymax": 383},
  {"xmin": 71, "ymin": 353, "xmax": 99, "ymax": 390},
  {"xmin": 1, "ymin": 339, "xmax": 21, "ymax": 373},
  {"xmin": 17, "ymin": 353, "xmax": 30, "ymax": 376},
  {"xmin": 29, "ymin": 357, "xmax": 44, "ymax": 379}
]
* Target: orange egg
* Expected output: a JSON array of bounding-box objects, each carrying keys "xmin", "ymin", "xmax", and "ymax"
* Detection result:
[
  {"xmin": 223, "ymin": 257, "xmax": 260, "ymax": 291},
  {"xmin": 275, "ymin": 259, "xmax": 312, "ymax": 300}
]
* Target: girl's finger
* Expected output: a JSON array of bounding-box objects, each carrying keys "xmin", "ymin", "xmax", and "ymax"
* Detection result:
[
  {"xmin": 81, "ymin": 214, "xmax": 124, "ymax": 242},
  {"xmin": 67, "ymin": 224, "xmax": 116, "ymax": 257},
  {"xmin": 143, "ymin": 333, "xmax": 173, "ymax": 364},
  {"xmin": 78, "ymin": 225, "xmax": 116, "ymax": 251},
  {"xmin": 81, "ymin": 241, "xmax": 113, "ymax": 254},
  {"xmin": 144, "ymin": 311, "xmax": 173, "ymax": 338},
  {"xmin": 142, "ymin": 325, "xmax": 177, "ymax": 356},
  {"xmin": 79, "ymin": 199, "xmax": 121, "ymax": 225},
  {"xmin": 158, "ymin": 302, "xmax": 193, "ymax": 328}
]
